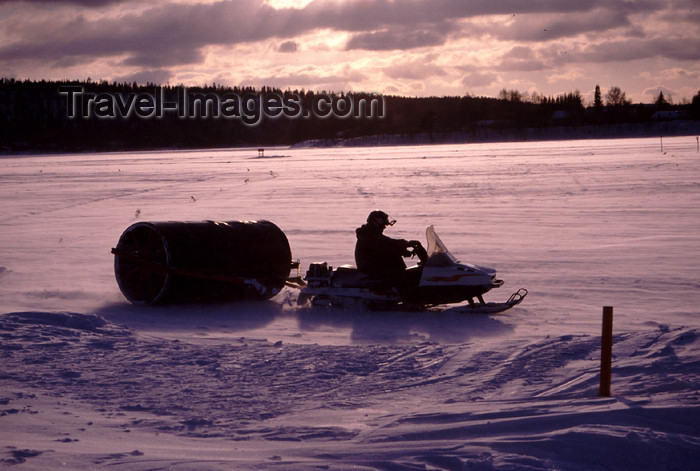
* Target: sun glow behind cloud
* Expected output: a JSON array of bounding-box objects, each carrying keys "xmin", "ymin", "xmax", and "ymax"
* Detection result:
[
  {"xmin": 0, "ymin": 0, "xmax": 698, "ymax": 102},
  {"xmin": 265, "ymin": 0, "xmax": 314, "ymax": 8}
]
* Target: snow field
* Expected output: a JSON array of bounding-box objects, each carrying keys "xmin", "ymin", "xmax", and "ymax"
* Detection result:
[
  {"xmin": 1, "ymin": 136, "xmax": 699, "ymax": 469},
  {"xmin": 1, "ymin": 312, "xmax": 698, "ymax": 469}
]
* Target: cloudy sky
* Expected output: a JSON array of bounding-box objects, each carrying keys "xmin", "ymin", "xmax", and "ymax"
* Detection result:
[{"xmin": 1, "ymin": 0, "xmax": 698, "ymax": 103}]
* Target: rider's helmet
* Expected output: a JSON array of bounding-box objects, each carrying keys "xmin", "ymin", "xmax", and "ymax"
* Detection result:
[{"xmin": 367, "ymin": 210, "xmax": 396, "ymax": 228}]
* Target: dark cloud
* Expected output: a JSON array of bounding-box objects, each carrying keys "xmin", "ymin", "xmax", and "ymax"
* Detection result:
[
  {"xmin": 278, "ymin": 41, "xmax": 298, "ymax": 53},
  {"xmin": 461, "ymin": 72, "xmax": 498, "ymax": 88},
  {"xmin": 0, "ymin": 0, "xmax": 128, "ymax": 5},
  {"xmin": 303, "ymin": 0, "xmax": 630, "ymax": 32},
  {"xmin": 0, "ymin": 2, "xmax": 282, "ymax": 66},
  {"xmin": 122, "ymin": 48, "xmax": 206, "ymax": 68},
  {"xmin": 492, "ymin": 9, "xmax": 634, "ymax": 42},
  {"xmin": 579, "ymin": 36, "xmax": 700, "ymax": 62},
  {"xmin": 0, "ymin": 0, "xmax": 696, "ymax": 98},
  {"xmin": 346, "ymin": 26, "xmax": 450, "ymax": 51},
  {"xmin": 0, "ymin": 0, "xmax": 669, "ymax": 68}
]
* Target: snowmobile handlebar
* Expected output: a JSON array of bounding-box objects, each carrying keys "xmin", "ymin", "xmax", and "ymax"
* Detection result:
[{"xmin": 407, "ymin": 240, "xmax": 428, "ymax": 263}]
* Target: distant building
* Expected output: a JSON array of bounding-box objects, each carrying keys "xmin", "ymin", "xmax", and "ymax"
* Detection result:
[
  {"xmin": 651, "ymin": 110, "xmax": 687, "ymax": 121},
  {"xmin": 550, "ymin": 110, "xmax": 571, "ymax": 121}
]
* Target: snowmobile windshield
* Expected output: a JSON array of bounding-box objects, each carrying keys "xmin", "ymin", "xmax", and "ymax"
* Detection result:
[{"xmin": 425, "ymin": 226, "xmax": 458, "ymax": 265}]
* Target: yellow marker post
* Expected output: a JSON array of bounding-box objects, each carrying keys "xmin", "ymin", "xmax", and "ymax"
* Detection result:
[{"xmin": 599, "ymin": 306, "xmax": 613, "ymax": 397}]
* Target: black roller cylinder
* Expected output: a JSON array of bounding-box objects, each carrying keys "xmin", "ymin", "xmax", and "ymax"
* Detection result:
[{"xmin": 113, "ymin": 220, "xmax": 292, "ymax": 304}]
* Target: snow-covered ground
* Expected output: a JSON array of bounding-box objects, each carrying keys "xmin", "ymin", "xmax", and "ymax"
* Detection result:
[{"xmin": 1, "ymin": 137, "xmax": 699, "ymax": 469}]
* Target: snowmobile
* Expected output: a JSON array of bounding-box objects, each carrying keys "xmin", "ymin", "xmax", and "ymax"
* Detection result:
[{"xmin": 296, "ymin": 226, "xmax": 527, "ymax": 312}]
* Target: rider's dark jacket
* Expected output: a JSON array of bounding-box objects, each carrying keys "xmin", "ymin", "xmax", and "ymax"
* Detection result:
[{"xmin": 354, "ymin": 223, "xmax": 411, "ymax": 277}]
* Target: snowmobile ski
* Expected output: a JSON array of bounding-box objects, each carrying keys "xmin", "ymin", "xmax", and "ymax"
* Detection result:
[{"xmin": 453, "ymin": 288, "xmax": 528, "ymax": 314}]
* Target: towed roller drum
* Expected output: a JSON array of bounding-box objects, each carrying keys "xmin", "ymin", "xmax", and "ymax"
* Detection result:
[{"xmin": 112, "ymin": 220, "xmax": 292, "ymax": 304}]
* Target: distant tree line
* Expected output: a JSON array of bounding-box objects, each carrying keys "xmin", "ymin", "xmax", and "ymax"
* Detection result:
[{"xmin": 1, "ymin": 78, "xmax": 698, "ymax": 153}]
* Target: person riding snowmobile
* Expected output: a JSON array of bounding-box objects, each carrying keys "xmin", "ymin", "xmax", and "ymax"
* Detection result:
[{"xmin": 354, "ymin": 210, "xmax": 427, "ymax": 279}]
